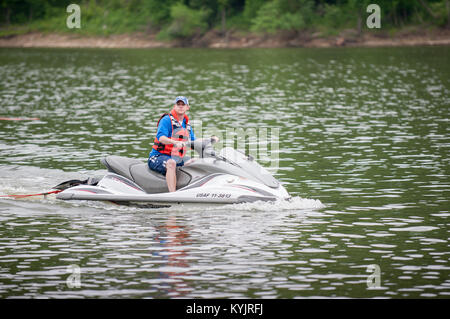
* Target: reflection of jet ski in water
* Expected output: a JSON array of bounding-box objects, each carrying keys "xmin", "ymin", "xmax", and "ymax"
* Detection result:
[{"xmin": 54, "ymin": 139, "xmax": 290, "ymax": 206}]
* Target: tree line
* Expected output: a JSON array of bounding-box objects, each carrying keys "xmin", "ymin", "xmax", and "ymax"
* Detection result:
[{"xmin": 1, "ymin": 0, "xmax": 449, "ymax": 38}]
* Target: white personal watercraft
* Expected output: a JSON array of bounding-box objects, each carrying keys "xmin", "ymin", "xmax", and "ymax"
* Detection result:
[{"xmin": 54, "ymin": 140, "xmax": 290, "ymax": 207}]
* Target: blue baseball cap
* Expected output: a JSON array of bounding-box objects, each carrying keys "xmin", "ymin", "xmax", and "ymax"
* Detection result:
[{"xmin": 175, "ymin": 96, "xmax": 189, "ymax": 105}]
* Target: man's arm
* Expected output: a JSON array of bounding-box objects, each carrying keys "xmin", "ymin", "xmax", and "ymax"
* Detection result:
[
  {"xmin": 195, "ymin": 136, "xmax": 219, "ymax": 143},
  {"xmin": 155, "ymin": 116, "xmax": 185, "ymax": 148},
  {"xmin": 159, "ymin": 136, "xmax": 185, "ymax": 148}
]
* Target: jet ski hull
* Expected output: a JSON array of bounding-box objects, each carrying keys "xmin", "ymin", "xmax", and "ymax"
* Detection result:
[
  {"xmin": 54, "ymin": 144, "xmax": 291, "ymax": 206},
  {"xmin": 56, "ymin": 172, "xmax": 290, "ymax": 205}
]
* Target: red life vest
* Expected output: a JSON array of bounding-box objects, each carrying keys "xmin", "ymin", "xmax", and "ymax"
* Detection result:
[{"xmin": 152, "ymin": 109, "xmax": 191, "ymax": 158}]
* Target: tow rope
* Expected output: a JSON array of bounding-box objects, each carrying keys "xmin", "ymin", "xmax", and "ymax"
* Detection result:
[
  {"xmin": 0, "ymin": 190, "xmax": 62, "ymax": 199},
  {"xmin": 0, "ymin": 117, "xmax": 40, "ymax": 121},
  {"xmin": 0, "ymin": 179, "xmax": 90, "ymax": 200}
]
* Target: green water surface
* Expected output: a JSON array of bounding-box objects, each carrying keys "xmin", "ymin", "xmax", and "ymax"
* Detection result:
[{"xmin": 0, "ymin": 47, "xmax": 449, "ymax": 298}]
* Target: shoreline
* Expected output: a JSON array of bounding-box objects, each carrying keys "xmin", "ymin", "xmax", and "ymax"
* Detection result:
[{"xmin": 1, "ymin": 29, "xmax": 449, "ymax": 49}]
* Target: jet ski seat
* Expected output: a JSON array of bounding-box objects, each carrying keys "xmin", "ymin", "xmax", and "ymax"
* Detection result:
[{"xmin": 101, "ymin": 156, "xmax": 191, "ymax": 193}]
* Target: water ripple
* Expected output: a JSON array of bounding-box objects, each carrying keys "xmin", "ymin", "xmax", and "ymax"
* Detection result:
[{"xmin": 0, "ymin": 47, "xmax": 449, "ymax": 298}]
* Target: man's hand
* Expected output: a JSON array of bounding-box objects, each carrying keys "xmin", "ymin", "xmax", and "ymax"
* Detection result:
[
  {"xmin": 173, "ymin": 141, "xmax": 185, "ymax": 148},
  {"xmin": 211, "ymin": 136, "xmax": 220, "ymax": 143}
]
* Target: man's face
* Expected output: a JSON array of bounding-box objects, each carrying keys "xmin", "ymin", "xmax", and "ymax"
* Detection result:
[{"xmin": 175, "ymin": 101, "xmax": 189, "ymax": 113}]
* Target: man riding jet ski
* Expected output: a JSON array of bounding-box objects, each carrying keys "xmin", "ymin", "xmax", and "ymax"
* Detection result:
[
  {"xmin": 54, "ymin": 96, "xmax": 290, "ymax": 206},
  {"xmin": 148, "ymin": 96, "xmax": 219, "ymax": 192}
]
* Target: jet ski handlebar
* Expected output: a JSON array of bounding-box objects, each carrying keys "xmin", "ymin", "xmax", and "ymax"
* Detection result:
[
  {"xmin": 186, "ymin": 137, "xmax": 217, "ymax": 158},
  {"xmin": 186, "ymin": 138, "xmax": 240, "ymax": 167}
]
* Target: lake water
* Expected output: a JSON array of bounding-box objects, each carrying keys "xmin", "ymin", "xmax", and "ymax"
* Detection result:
[{"xmin": 0, "ymin": 47, "xmax": 449, "ymax": 298}]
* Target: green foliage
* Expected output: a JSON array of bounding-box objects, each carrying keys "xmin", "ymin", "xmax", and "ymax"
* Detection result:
[
  {"xmin": 250, "ymin": 0, "xmax": 308, "ymax": 33},
  {"xmin": 429, "ymin": 0, "xmax": 449, "ymax": 26},
  {"xmin": 223, "ymin": 11, "xmax": 249, "ymax": 30},
  {"xmin": 0, "ymin": 0, "xmax": 449, "ymax": 38},
  {"xmin": 318, "ymin": 3, "xmax": 355, "ymax": 30},
  {"xmin": 243, "ymin": 0, "xmax": 266, "ymax": 25},
  {"xmin": 164, "ymin": 3, "xmax": 209, "ymax": 39},
  {"xmin": 142, "ymin": 0, "xmax": 178, "ymax": 26},
  {"xmin": 278, "ymin": 0, "xmax": 314, "ymax": 24},
  {"xmin": 250, "ymin": 1, "xmax": 279, "ymax": 33}
]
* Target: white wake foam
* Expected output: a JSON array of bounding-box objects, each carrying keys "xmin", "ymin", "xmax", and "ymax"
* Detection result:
[{"xmin": 228, "ymin": 196, "xmax": 325, "ymax": 211}]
